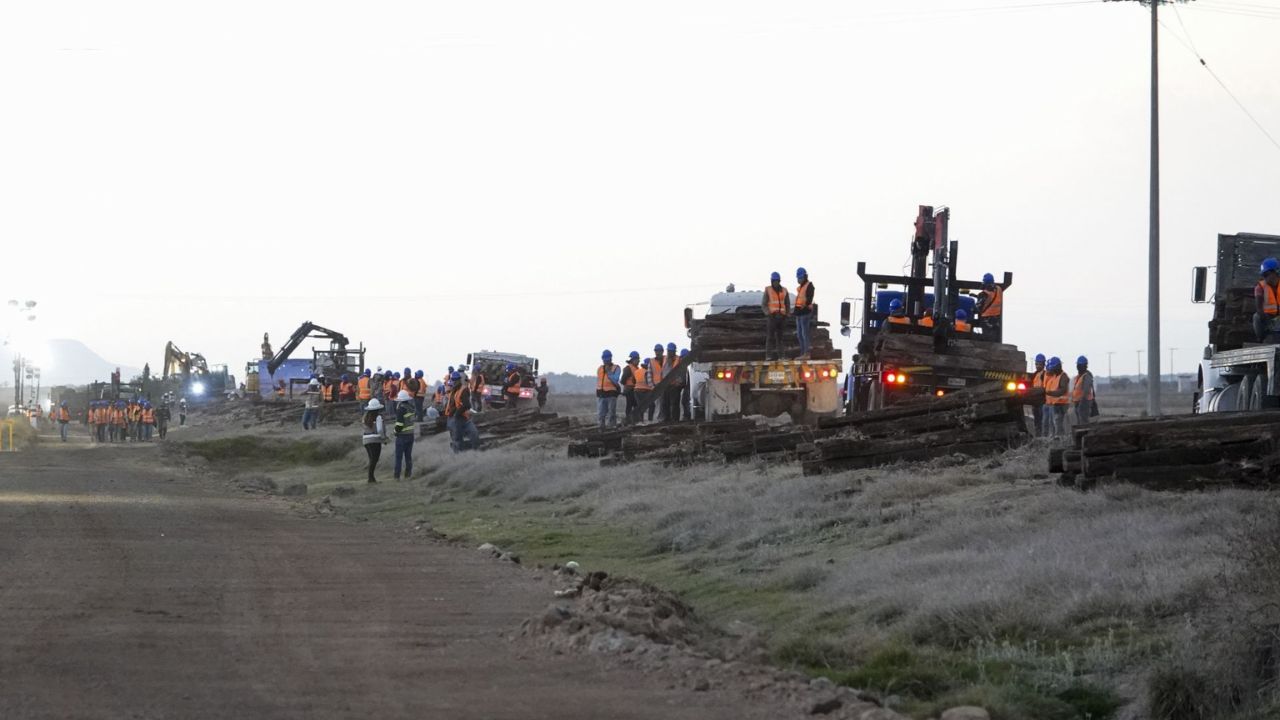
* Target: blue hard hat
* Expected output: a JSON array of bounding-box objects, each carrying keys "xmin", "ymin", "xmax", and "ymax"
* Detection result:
[
  {"xmin": 983, "ymin": 273, "xmax": 995, "ymax": 284},
  {"xmin": 629, "ymin": 351, "xmax": 640, "ymax": 360},
  {"xmin": 666, "ymin": 342, "xmax": 677, "ymax": 352},
  {"xmin": 602, "ymin": 349, "xmax": 613, "ymax": 359},
  {"xmin": 363, "ymin": 368, "xmax": 371, "ymax": 377},
  {"xmin": 403, "ymin": 366, "xmax": 411, "ymax": 374},
  {"xmin": 1047, "ymin": 356, "xmax": 1062, "ymax": 369},
  {"xmin": 60, "ymin": 401, "xmax": 67, "ymax": 407},
  {"xmin": 1035, "ymin": 353, "xmax": 1046, "ymax": 363},
  {"xmin": 1263, "ymin": 258, "xmax": 1280, "ymax": 274},
  {"xmin": 506, "ymin": 363, "xmax": 515, "ymax": 371},
  {"xmin": 680, "ymin": 349, "xmax": 690, "ymax": 357},
  {"xmin": 1076, "ymin": 355, "xmax": 1089, "ymax": 366},
  {"xmin": 796, "ymin": 267, "xmax": 807, "ymax": 279},
  {"xmin": 415, "ymin": 370, "xmax": 424, "ymax": 378},
  {"xmin": 450, "ymin": 371, "xmax": 462, "ymax": 381},
  {"xmin": 889, "ymin": 299, "xmax": 903, "ymax": 311},
  {"xmin": 341, "ymin": 374, "xmax": 349, "ymax": 381},
  {"xmin": 955, "ymin": 309, "xmax": 968, "ymax": 321},
  {"xmin": 654, "ymin": 344, "xmax": 664, "ymax": 352},
  {"xmin": 393, "ymin": 372, "xmax": 401, "ymax": 379},
  {"xmin": 770, "ymin": 271, "xmax": 781, "ymax": 282}
]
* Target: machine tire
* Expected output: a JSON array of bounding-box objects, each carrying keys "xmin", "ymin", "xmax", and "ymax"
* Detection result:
[
  {"xmin": 1251, "ymin": 372, "xmax": 1267, "ymax": 411},
  {"xmin": 1240, "ymin": 374, "xmax": 1256, "ymax": 411}
]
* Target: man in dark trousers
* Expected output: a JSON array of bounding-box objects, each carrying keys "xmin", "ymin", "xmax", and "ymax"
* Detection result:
[
  {"xmin": 621, "ymin": 351, "xmax": 643, "ymax": 424},
  {"xmin": 762, "ymin": 272, "xmax": 791, "ymax": 361},
  {"xmin": 793, "ymin": 268, "xmax": 815, "ymax": 360},
  {"xmin": 661, "ymin": 342, "xmax": 684, "ymax": 422}
]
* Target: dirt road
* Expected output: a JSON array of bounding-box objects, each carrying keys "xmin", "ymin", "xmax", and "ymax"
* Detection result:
[{"xmin": 0, "ymin": 446, "xmax": 786, "ymax": 720}]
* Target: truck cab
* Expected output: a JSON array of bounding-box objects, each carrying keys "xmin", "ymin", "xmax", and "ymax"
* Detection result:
[
  {"xmin": 466, "ymin": 350, "xmax": 539, "ymax": 409},
  {"xmin": 1192, "ymin": 233, "xmax": 1280, "ymax": 413}
]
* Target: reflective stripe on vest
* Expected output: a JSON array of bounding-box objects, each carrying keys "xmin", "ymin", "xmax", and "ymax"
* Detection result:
[
  {"xmin": 1071, "ymin": 373, "xmax": 1095, "ymax": 403},
  {"xmin": 765, "ymin": 287, "xmax": 788, "ymax": 316},
  {"xmin": 981, "ymin": 286, "xmax": 1003, "ymax": 318},
  {"xmin": 1261, "ymin": 280, "xmax": 1280, "ymax": 316},
  {"xmin": 794, "ymin": 282, "xmax": 811, "ymax": 311},
  {"xmin": 1045, "ymin": 373, "xmax": 1070, "ymax": 405}
]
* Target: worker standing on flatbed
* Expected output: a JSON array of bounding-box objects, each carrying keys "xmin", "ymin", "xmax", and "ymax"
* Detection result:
[
  {"xmin": 794, "ymin": 268, "xmax": 815, "ymax": 360},
  {"xmin": 1042, "ymin": 357, "xmax": 1070, "ymax": 438},
  {"xmin": 1254, "ymin": 258, "xmax": 1280, "ymax": 342},
  {"xmin": 1072, "ymin": 356, "xmax": 1096, "ymax": 426},
  {"xmin": 763, "ymin": 272, "xmax": 791, "ymax": 361},
  {"xmin": 622, "ymin": 351, "xmax": 643, "ymax": 424},
  {"xmin": 975, "ymin": 273, "xmax": 1004, "ymax": 341},
  {"xmin": 885, "ymin": 299, "xmax": 910, "ymax": 326},
  {"xmin": 503, "ymin": 364, "xmax": 522, "ymax": 410}
]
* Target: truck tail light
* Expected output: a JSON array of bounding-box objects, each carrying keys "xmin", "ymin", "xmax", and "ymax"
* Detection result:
[
  {"xmin": 884, "ymin": 372, "xmax": 907, "ymax": 385},
  {"xmin": 802, "ymin": 370, "xmax": 813, "ymax": 380},
  {"xmin": 715, "ymin": 370, "xmax": 735, "ymax": 380},
  {"xmin": 519, "ymin": 388, "xmax": 533, "ymax": 398},
  {"xmin": 936, "ymin": 389, "xmax": 945, "ymax": 397}
]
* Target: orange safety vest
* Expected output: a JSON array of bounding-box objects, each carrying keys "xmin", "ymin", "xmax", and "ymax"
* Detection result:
[
  {"xmin": 955, "ymin": 319, "xmax": 971, "ymax": 333},
  {"xmin": 1031, "ymin": 369, "xmax": 1046, "ymax": 390},
  {"xmin": 142, "ymin": 408, "xmax": 155, "ymax": 424},
  {"xmin": 446, "ymin": 387, "xmax": 471, "ymax": 419},
  {"xmin": 385, "ymin": 380, "xmax": 399, "ymax": 399},
  {"xmin": 57, "ymin": 408, "xmax": 70, "ymax": 422},
  {"xmin": 505, "ymin": 371, "xmax": 521, "ymax": 396},
  {"xmin": 980, "ymin": 286, "xmax": 1003, "ymax": 318},
  {"xmin": 415, "ymin": 379, "xmax": 428, "ymax": 398},
  {"xmin": 275, "ymin": 384, "xmax": 286, "ymax": 397},
  {"xmin": 919, "ymin": 315, "xmax": 935, "ymax": 328},
  {"xmin": 112, "ymin": 409, "xmax": 126, "ymax": 426},
  {"xmin": 1044, "ymin": 373, "xmax": 1070, "ymax": 405},
  {"xmin": 340, "ymin": 381, "xmax": 355, "ymax": 399},
  {"xmin": 597, "ymin": 364, "xmax": 621, "ymax": 394},
  {"xmin": 1071, "ymin": 373, "xmax": 1095, "ymax": 403},
  {"xmin": 765, "ymin": 286, "xmax": 788, "ymax": 316},
  {"xmin": 357, "ymin": 377, "xmax": 372, "ymax": 400},
  {"xmin": 887, "ymin": 315, "xmax": 911, "ymax": 326},
  {"xmin": 632, "ymin": 364, "xmax": 652, "ymax": 391},
  {"xmin": 794, "ymin": 281, "xmax": 812, "ymax": 311},
  {"xmin": 1260, "ymin": 280, "xmax": 1280, "ymax": 316},
  {"xmin": 649, "ymin": 357, "xmax": 664, "ymax": 385},
  {"xmin": 470, "ymin": 373, "xmax": 485, "ymax": 392}
]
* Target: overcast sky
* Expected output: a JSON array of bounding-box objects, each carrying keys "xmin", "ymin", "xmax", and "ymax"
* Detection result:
[{"xmin": 3, "ymin": 0, "xmax": 1279, "ymax": 381}]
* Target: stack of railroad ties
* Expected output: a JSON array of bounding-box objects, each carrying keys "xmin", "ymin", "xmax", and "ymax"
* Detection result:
[{"xmin": 1051, "ymin": 411, "xmax": 1280, "ymax": 490}]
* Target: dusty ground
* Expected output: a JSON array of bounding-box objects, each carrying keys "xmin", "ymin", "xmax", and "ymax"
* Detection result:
[{"xmin": 0, "ymin": 441, "xmax": 874, "ymax": 720}]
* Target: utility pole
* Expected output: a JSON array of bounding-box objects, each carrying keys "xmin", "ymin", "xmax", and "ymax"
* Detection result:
[
  {"xmin": 1137, "ymin": 350, "xmax": 1144, "ymax": 380},
  {"xmin": 1107, "ymin": 351, "xmax": 1116, "ymax": 381},
  {"xmin": 1147, "ymin": 0, "xmax": 1162, "ymax": 416},
  {"xmin": 1169, "ymin": 348, "xmax": 1178, "ymax": 382}
]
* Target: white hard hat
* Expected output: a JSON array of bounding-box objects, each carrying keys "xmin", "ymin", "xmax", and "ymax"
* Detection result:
[
  {"xmin": 426, "ymin": 406, "xmax": 440, "ymax": 420},
  {"xmin": 365, "ymin": 399, "xmax": 383, "ymax": 411},
  {"xmin": 309, "ymin": 379, "xmax": 319, "ymax": 387},
  {"xmin": 396, "ymin": 390, "xmax": 413, "ymax": 402}
]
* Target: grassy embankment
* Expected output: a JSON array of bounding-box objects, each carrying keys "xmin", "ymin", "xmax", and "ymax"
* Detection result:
[{"xmin": 179, "ymin": 413, "xmax": 1278, "ymax": 720}]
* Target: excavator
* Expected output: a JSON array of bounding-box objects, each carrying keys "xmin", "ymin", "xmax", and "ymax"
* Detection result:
[
  {"xmin": 265, "ymin": 321, "xmax": 365, "ymax": 381},
  {"xmin": 162, "ymin": 341, "xmax": 231, "ymax": 399}
]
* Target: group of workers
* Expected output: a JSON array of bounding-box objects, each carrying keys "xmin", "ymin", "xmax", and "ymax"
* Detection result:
[
  {"xmin": 85, "ymin": 398, "xmax": 173, "ymax": 443},
  {"xmin": 883, "ymin": 273, "xmax": 1005, "ymax": 337},
  {"xmin": 595, "ymin": 343, "xmax": 691, "ymax": 430},
  {"xmin": 1029, "ymin": 354, "xmax": 1095, "ymax": 437}
]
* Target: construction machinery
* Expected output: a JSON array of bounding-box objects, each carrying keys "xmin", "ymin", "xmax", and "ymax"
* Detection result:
[
  {"xmin": 162, "ymin": 342, "xmax": 232, "ymax": 399},
  {"xmin": 683, "ymin": 289, "xmax": 842, "ymax": 423},
  {"xmin": 1192, "ymin": 232, "xmax": 1280, "ymax": 412},
  {"xmin": 465, "ymin": 351, "xmax": 538, "ymax": 408},
  {"xmin": 264, "ymin": 321, "xmax": 365, "ymax": 381},
  {"xmin": 841, "ymin": 205, "xmax": 1025, "ymax": 412}
]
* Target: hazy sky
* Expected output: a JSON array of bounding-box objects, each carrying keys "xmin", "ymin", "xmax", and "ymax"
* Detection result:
[{"xmin": 3, "ymin": 0, "xmax": 1279, "ymax": 381}]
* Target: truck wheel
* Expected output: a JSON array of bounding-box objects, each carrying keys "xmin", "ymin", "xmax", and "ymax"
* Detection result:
[
  {"xmin": 1240, "ymin": 374, "xmax": 1255, "ymax": 411},
  {"xmin": 1251, "ymin": 373, "xmax": 1267, "ymax": 410}
]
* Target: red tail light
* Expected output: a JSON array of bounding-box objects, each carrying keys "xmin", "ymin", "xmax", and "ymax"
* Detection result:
[
  {"xmin": 1017, "ymin": 382, "xmax": 1027, "ymax": 391},
  {"xmin": 935, "ymin": 389, "xmax": 945, "ymax": 397}
]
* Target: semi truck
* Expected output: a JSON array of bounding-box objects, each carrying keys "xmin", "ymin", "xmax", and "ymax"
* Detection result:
[
  {"xmin": 840, "ymin": 205, "xmax": 1026, "ymax": 412},
  {"xmin": 683, "ymin": 289, "xmax": 843, "ymax": 423},
  {"xmin": 1193, "ymin": 232, "xmax": 1280, "ymax": 412}
]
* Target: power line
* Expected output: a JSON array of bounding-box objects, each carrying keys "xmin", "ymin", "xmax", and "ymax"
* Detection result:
[
  {"xmin": 1159, "ymin": 7, "xmax": 1280, "ymax": 155},
  {"xmin": 98, "ymin": 283, "xmax": 728, "ymax": 303}
]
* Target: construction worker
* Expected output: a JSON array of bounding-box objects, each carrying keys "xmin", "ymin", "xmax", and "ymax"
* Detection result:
[
  {"xmin": 55, "ymin": 401, "xmax": 70, "ymax": 442},
  {"xmin": 156, "ymin": 401, "xmax": 171, "ymax": 440},
  {"xmin": 647, "ymin": 345, "xmax": 666, "ymax": 422},
  {"xmin": 112, "ymin": 401, "xmax": 127, "ymax": 442},
  {"xmin": 470, "ymin": 367, "xmax": 486, "ymax": 413},
  {"xmin": 622, "ymin": 351, "xmax": 643, "ymax": 423},
  {"xmin": 392, "ymin": 389, "xmax": 415, "ymax": 479},
  {"xmin": 371, "ymin": 369, "xmax": 386, "ymax": 404},
  {"xmin": 794, "ymin": 268, "xmax": 816, "ymax": 359},
  {"xmin": 1029, "ymin": 353, "xmax": 1047, "ymax": 437},
  {"xmin": 975, "ymin": 273, "xmax": 1004, "ymax": 341},
  {"xmin": 86, "ymin": 402, "xmax": 97, "ymax": 443},
  {"xmin": 662, "ymin": 342, "xmax": 684, "ymax": 422},
  {"xmin": 536, "ymin": 377, "xmax": 549, "ymax": 410},
  {"xmin": 445, "ymin": 371, "xmax": 480, "ymax": 452},
  {"xmin": 1042, "ymin": 356, "xmax": 1071, "ymax": 438},
  {"xmin": 302, "ymin": 379, "xmax": 322, "ymax": 430},
  {"xmin": 954, "ymin": 309, "xmax": 972, "ymax": 333},
  {"xmin": 413, "ymin": 369, "xmax": 428, "ymax": 421},
  {"xmin": 886, "ymin": 299, "xmax": 911, "ymax": 326},
  {"xmin": 361, "ymin": 398, "xmax": 386, "ymax": 483},
  {"xmin": 340, "ymin": 374, "xmax": 356, "ymax": 402},
  {"xmin": 274, "ymin": 380, "xmax": 286, "ymax": 401},
  {"xmin": 503, "ymin": 363, "xmax": 522, "ymax": 410},
  {"xmin": 432, "ymin": 383, "xmax": 446, "ymax": 409},
  {"xmin": 679, "ymin": 349, "xmax": 693, "ymax": 420},
  {"xmin": 178, "ymin": 397, "xmax": 188, "ymax": 427},
  {"xmin": 635, "ymin": 359, "xmax": 654, "ymax": 424},
  {"xmin": 596, "ymin": 350, "xmax": 622, "ymax": 429},
  {"xmin": 357, "ymin": 369, "xmax": 372, "ymax": 402},
  {"xmin": 1072, "ymin": 356, "xmax": 1096, "ymax": 426},
  {"xmin": 385, "ymin": 372, "xmax": 401, "ymax": 405},
  {"xmin": 1256, "ymin": 258, "xmax": 1280, "ymax": 342},
  {"xmin": 141, "ymin": 402, "xmax": 156, "ymax": 441},
  {"xmin": 763, "ymin": 272, "xmax": 791, "ymax": 361}
]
